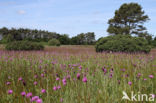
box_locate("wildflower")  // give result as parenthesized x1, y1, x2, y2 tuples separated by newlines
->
(22, 80, 26, 86)
(77, 73, 81, 79)
(109, 73, 113, 78)
(21, 91, 26, 96)
(62, 78, 67, 85)
(8, 90, 13, 94)
(41, 89, 46, 93)
(149, 75, 154, 79)
(53, 86, 57, 91)
(36, 98, 42, 103)
(57, 86, 61, 89)
(128, 81, 132, 86)
(26, 92, 32, 98)
(18, 77, 23, 81)
(63, 82, 66, 85)
(82, 77, 87, 83)
(41, 73, 44, 77)
(6, 82, 11, 85)
(102, 68, 107, 74)
(144, 78, 147, 81)
(34, 81, 38, 85)
(137, 73, 141, 78)
(79, 66, 82, 70)
(31, 96, 39, 102)
(67, 75, 71, 79)
(56, 77, 60, 81)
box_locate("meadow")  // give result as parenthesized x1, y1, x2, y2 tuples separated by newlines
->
(0, 45, 155, 103)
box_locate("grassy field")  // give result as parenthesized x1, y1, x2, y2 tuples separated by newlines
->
(0, 45, 155, 103)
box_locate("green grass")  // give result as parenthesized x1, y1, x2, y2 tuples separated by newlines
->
(0, 46, 155, 103)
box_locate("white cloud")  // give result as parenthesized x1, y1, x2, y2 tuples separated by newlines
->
(17, 10, 25, 15)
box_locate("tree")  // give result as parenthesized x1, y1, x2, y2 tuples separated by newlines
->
(58, 34, 70, 45)
(85, 32, 95, 44)
(107, 3, 149, 36)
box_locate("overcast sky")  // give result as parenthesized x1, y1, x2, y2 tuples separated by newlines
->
(0, 0, 156, 39)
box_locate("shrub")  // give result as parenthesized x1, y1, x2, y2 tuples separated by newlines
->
(5, 41, 44, 50)
(48, 39, 60, 46)
(95, 35, 151, 53)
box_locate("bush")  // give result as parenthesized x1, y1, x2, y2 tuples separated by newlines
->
(95, 35, 151, 53)
(5, 41, 44, 50)
(48, 38, 60, 46)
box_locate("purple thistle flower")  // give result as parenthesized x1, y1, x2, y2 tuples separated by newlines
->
(26, 92, 32, 98)
(21, 91, 26, 96)
(18, 77, 23, 81)
(41, 89, 46, 93)
(62, 78, 66, 83)
(67, 75, 71, 79)
(102, 67, 107, 74)
(57, 86, 61, 89)
(6, 82, 11, 85)
(36, 98, 42, 103)
(77, 73, 81, 79)
(128, 81, 132, 86)
(82, 77, 87, 83)
(8, 90, 13, 94)
(63, 82, 66, 85)
(62, 78, 67, 85)
(144, 78, 147, 81)
(137, 73, 141, 78)
(34, 81, 38, 85)
(31, 96, 39, 101)
(53, 86, 57, 91)
(79, 66, 82, 70)
(41, 73, 44, 77)
(22, 80, 26, 86)
(109, 73, 113, 78)
(149, 75, 154, 79)
(56, 77, 60, 81)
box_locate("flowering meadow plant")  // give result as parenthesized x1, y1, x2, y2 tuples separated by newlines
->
(0, 46, 155, 102)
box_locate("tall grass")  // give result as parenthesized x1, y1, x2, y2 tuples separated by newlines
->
(0, 46, 155, 103)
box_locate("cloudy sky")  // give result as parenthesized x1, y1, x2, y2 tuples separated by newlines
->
(0, 0, 156, 39)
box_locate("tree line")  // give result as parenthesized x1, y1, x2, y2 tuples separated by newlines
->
(0, 27, 95, 45)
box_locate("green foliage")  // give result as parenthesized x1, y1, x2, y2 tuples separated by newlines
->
(71, 32, 95, 45)
(0, 27, 96, 45)
(0, 34, 14, 43)
(58, 34, 70, 45)
(48, 38, 60, 46)
(0, 27, 60, 42)
(95, 35, 151, 53)
(5, 41, 44, 50)
(151, 37, 156, 47)
(107, 3, 149, 36)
